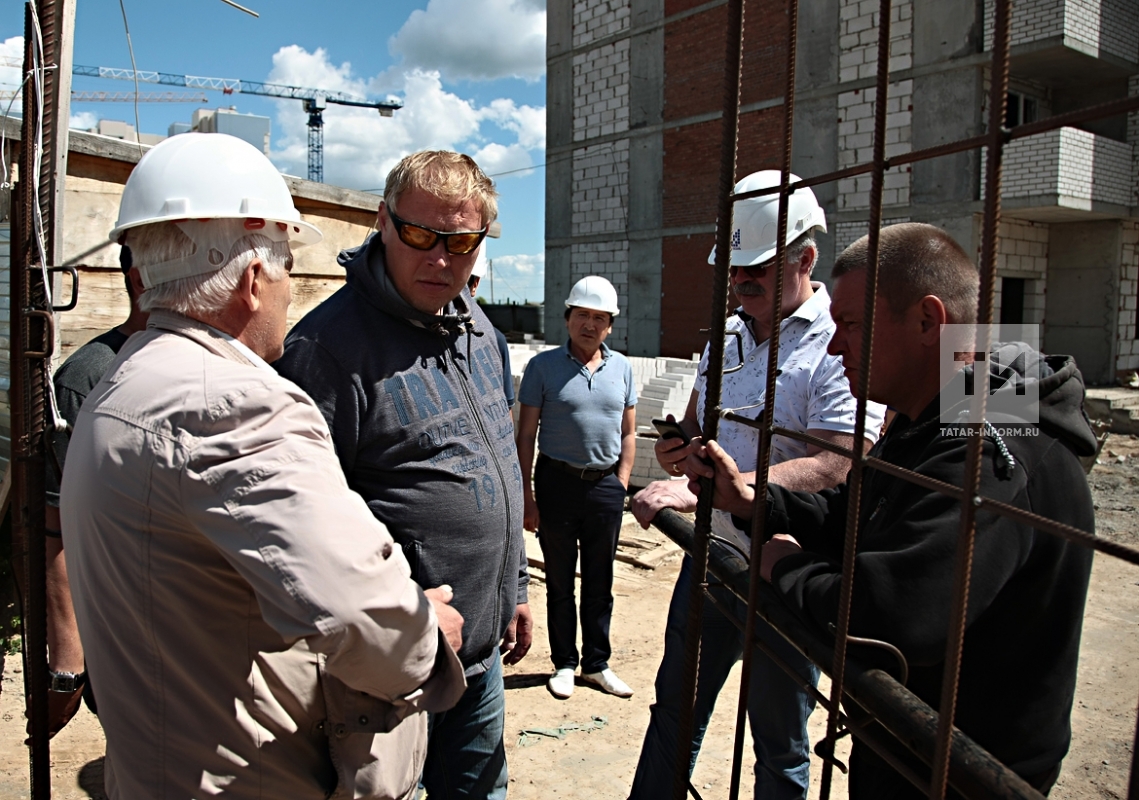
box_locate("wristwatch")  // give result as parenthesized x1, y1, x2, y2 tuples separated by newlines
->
(48, 669, 86, 693)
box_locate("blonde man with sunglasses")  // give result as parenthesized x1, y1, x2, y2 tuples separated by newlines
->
(276, 150, 531, 800)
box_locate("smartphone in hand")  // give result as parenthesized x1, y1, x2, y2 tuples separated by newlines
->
(652, 417, 691, 446)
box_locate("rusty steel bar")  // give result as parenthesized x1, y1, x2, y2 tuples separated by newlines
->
(816, 0, 893, 795)
(728, 92, 1139, 203)
(652, 508, 1049, 800)
(721, 414, 1139, 565)
(15, 2, 60, 797)
(671, 0, 747, 796)
(727, 0, 800, 795)
(930, 0, 1013, 794)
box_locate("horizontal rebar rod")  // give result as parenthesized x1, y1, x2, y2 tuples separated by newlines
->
(651, 508, 1047, 800)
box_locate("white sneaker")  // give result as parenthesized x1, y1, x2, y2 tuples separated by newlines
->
(581, 668, 633, 697)
(548, 668, 575, 699)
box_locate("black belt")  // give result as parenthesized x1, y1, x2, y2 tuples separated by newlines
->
(539, 454, 617, 482)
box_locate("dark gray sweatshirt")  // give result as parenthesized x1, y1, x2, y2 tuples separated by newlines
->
(275, 234, 527, 674)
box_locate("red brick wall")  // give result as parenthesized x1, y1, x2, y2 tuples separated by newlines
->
(659, 0, 791, 356)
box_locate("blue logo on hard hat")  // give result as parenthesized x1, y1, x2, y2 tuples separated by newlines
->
(731, 229, 742, 250)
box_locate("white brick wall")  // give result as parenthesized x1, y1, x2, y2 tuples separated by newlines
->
(573, 36, 631, 143)
(832, 217, 912, 255)
(1130, 76, 1138, 208)
(986, 127, 1136, 209)
(836, 0, 913, 211)
(573, 0, 631, 49)
(984, 0, 1139, 63)
(988, 218, 1049, 326)
(1116, 221, 1139, 371)
(572, 141, 629, 236)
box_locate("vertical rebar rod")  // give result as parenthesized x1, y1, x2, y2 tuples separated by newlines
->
(16, 2, 57, 797)
(928, 0, 1010, 796)
(729, 0, 799, 796)
(671, 0, 747, 796)
(817, 0, 892, 797)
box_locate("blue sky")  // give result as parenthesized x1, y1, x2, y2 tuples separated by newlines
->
(1, 0, 547, 302)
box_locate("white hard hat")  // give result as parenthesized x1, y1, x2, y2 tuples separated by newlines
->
(471, 243, 488, 279)
(707, 170, 826, 266)
(110, 133, 322, 287)
(565, 275, 620, 317)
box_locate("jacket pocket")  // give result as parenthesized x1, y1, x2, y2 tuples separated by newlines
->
(399, 539, 422, 584)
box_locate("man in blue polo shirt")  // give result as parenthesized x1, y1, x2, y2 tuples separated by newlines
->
(516, 276, 637, 699)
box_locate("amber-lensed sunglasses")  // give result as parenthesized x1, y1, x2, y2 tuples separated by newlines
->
(388, 209, 488, 255)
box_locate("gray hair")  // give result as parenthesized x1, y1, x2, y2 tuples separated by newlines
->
(127, 220, 292, 316)
(786, 231, 819, 275)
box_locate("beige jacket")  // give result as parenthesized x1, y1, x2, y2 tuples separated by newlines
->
(61, 311, 465, 799)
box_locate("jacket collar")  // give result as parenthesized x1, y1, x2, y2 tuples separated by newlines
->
(147, 310, 261, 369)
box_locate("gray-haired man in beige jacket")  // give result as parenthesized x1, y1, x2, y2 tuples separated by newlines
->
(60, 132, 465, 799)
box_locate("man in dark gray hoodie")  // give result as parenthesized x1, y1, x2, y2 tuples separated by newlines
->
(276, 151, 531, 800)
(684, 223, 1095, 798)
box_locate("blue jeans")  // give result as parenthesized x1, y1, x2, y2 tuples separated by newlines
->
(629, 556, 819, 800)
(422, 656, 508, 800)
(534, 460, 626, 673)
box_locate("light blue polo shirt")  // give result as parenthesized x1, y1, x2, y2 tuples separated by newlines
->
(518, 342, 637, 469)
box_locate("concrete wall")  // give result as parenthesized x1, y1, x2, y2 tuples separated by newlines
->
(1045, 220, 1123, 384)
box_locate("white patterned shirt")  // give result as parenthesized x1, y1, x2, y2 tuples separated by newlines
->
(693, 282, 886, 540)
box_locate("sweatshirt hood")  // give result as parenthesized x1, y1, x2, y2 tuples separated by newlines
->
(337, 232, 475, 334)
(940, 343, 1097, 457)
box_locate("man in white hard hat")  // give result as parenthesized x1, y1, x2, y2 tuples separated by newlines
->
(276, 150, 531, 800)
(61, 133, 465, 800)
(628, 171, 885, 799)
(515, 276, 638, 700)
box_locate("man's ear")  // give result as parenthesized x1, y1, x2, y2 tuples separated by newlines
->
(797, 245, 816, 276)
(239, 259, 264, 313)
(127, 266, 146, 297)
(917, 294, 948, 343)
(377, 202, 390, 243)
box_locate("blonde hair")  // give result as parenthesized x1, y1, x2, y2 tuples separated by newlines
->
(127, 220, 291, 316)
(384, 151, 499, 226)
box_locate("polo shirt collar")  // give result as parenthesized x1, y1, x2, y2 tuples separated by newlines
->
(563, 340, 613, 366)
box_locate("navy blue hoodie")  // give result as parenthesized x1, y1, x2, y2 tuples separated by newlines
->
(276, 234, 527, 674)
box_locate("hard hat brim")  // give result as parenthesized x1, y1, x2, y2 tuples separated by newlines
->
(707, 243, 779, 267)
(110, 214, 323, 248)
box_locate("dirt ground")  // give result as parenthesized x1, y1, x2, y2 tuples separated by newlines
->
(0, 436, 1137, 799)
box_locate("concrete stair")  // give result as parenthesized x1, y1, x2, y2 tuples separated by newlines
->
(1084, 388, 1139, 435)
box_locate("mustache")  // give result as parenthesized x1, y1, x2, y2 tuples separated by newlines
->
(733, 282, 765, 297)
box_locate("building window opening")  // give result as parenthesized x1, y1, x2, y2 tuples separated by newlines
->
(1005, 92, 1038, 127)
(1000, 277, 1025, 325)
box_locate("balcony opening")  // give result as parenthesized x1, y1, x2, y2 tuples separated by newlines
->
(1000, 277, 1026, 325)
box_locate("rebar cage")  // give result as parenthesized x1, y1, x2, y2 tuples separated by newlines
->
(664, 1, 1139, 799)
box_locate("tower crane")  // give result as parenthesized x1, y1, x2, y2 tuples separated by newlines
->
(72, 64, 402, 182)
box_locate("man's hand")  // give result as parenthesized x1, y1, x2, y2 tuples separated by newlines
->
(523, 495, 540, 532)
(688, 439, 756, 518)
(26, 685, 84, 743)
(501, 603, 533, 665)
(760, 534, 802, 583)
(632, 480, 698, 529)
(425, 585, 464, 654)
(654, 415, 701, 477)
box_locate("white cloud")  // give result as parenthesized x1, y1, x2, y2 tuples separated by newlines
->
(266, 46, 545, 191)
(485, 251, 544, 302)
(388, 0, 546, 83)
(69, 110, 98, 130)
